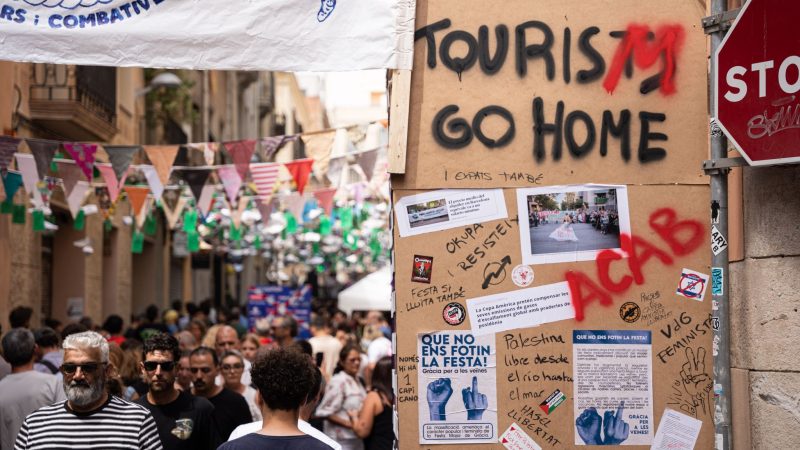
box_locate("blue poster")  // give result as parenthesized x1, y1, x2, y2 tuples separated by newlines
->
(247, 284, 312, 339)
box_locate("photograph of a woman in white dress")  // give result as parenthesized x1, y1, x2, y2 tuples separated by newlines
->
(549, 214, 579, 242)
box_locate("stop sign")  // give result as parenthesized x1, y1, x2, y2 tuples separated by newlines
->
(715, 0, 800, 166)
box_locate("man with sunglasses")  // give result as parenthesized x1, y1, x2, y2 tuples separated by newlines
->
(190, 347, 252, 446)
(15, 331, 162, 449)
(136, 334, 217, 450)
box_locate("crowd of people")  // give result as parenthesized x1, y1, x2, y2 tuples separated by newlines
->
(0, 304, 396, 450)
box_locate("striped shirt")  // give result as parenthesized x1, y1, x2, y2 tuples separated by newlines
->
(14, 396, 163, 450)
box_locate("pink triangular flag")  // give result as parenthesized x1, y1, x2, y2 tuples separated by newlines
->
(356, 148, 379, 181)
(285, 193, 306, 223)
(223, 140, 256, 182)
(283, 158, 314, 194)
(54, 160, 84, 198)
(250, 162, 281, 203)
(62, 142, 97, 181)
(217, 165, 242, 206)
(197, 184, 215, 216)
(67, 181, 90, 218)
(313, 188, 337, 216)
(143, 145, 179, 186)
(96, 164, 128, 202)
(256, 197, 274, 220)
(124, 186, 150, 218)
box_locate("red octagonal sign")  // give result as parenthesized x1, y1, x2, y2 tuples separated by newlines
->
(715, 0, 800, 166)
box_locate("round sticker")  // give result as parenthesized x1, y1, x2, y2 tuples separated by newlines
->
(511, 264, 535, 287)
(619, 302, 641, 323)
(442, 302, 466, 326)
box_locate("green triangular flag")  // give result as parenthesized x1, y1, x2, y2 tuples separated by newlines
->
(187, 230, 199, 252)
(104, 219, 113, 232)
(285, 212, 297, 234)
(183, 210, 197, 232)
(32, 210, 45, 231)
(318, 215, 331, 236)
(131, 231, 144, 253)
(253, 235, 262, 250)
(73, 210, 85, 230)
(0, 201, 12, 214)
(230, 225, 241, 242)
(340, 207, 354, 232)
(144, 214, 157, 236)
(12, 204, 25, 224)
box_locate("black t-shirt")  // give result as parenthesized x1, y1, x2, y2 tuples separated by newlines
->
(217, 434, 334, 450)
(207, 388, 253, 445)
(136, 390, 217, 450)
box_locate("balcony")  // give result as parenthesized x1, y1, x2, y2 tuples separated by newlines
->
(29, 64, 118, 142)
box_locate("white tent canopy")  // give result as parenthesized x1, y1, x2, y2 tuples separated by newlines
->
(337, 266, 391, 315)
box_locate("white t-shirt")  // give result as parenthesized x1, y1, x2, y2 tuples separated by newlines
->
(367, 336, 392, 363)
(308, 334, 342, 379)
(228, 419, 342, 450)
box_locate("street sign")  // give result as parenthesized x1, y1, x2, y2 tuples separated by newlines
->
(715, 0, 800, 166)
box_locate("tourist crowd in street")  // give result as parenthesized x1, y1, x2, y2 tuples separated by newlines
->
(0, 304, 395, 450)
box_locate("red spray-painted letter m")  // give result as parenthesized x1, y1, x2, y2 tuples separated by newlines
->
(603, 24, 685, 95)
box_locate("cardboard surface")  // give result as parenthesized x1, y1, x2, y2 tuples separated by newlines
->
(393, 0, 708, 190)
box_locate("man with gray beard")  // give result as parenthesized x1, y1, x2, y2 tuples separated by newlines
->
(14, 331, 163, 449)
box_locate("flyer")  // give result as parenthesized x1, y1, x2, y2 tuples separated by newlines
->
(418, 331, 498, 444)
(651, 408, 703, 450)
(466, 282, 575, 335)
(395, 189, 508, 237)
(573, 330, 654, 446)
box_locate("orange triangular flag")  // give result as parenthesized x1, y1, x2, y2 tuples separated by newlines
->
(124, 186, 150, 218)
(143, 145, 180, 186)
(283, 158, 314, 194)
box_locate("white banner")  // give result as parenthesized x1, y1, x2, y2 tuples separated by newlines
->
(0, 0, 414, 71)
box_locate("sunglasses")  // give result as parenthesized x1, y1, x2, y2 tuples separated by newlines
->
(189, 367, 214, 374)
(221, 363, 244, 371)
(61, 362, 103, 375)
(143, 361, 176, 372)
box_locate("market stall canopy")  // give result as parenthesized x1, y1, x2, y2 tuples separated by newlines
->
(337, 266, 391, 315)
(0, 0, 414, 71)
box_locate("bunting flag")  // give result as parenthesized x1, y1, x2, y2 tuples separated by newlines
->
(356, 148, 379, 181)
(303, 131, 336, 182)
(161, 187, 182, 212)
(326, 156, 347, 187)
(162, 193, 187, 230)
(124, 186, 150, 220)
(135, 196, 154, 229)
(25, 138, 59, 180)
(54, 161, 84, 198)
(14, 154, 42, 207)
(140, 165, 165, 200)
(143, 145, 180, 186)
(250, 162, 281, 203)
(67, 181, 91, 218)
(260, 135, 298, 160)
(2, 171, 23, 203)
(104, 145, 140, 181)
(217, 165, 243, 207)
(187, 142, 220, 166)
(62, 143, 98, 181)
(313, 188, 337, 216)
(0, 136, 20, 176)
(256, 197, 274, 221)
(283, 158, 314, 195)
(96, 164, 128, 202)
(197, 184, 215, 216)
(223, 140, 257, 181)
(232, 195, 251, 229)
(174, 168, 212, 203)
(285, 193, 306, 223)
(95, 187, 113, 220)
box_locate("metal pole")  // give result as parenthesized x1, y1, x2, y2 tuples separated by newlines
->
(709, 0, 732, 448)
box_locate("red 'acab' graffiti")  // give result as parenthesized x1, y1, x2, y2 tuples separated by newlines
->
(566, 208, 705, 321)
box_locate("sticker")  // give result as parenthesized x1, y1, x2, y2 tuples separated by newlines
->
(482, 255, 511, 289)
(500, 423, 543, 450)
(412, 255, 433, 284)
(539, 389, 566, 415)
(711, 317, 720, 331)
(619, 302, 641, 323)
(711, 267, 723, 296)
(711, 225, 728, 256)
(711, 200, 720, 224)
(713, 334, 720, 356)
(511, 264, 534, 287)
(676, 268, 709, 301)
(712, 300, 720, 311)
(442, 302, 466, 326)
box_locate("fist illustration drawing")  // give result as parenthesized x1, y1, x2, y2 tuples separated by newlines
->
(575, 407, 603, 445)
(426, 378, 453, 421)
(462, 376, 488, 420)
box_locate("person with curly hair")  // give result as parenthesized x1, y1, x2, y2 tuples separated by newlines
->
(219, 348, 334, 450)
(136, 333, 216, 450)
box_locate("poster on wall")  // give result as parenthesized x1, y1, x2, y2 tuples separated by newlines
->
(516, 185, 631, 265)
(418, 331, 497, 444)
(573, 330, 654, 446)
(247, 284, 312, 338)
